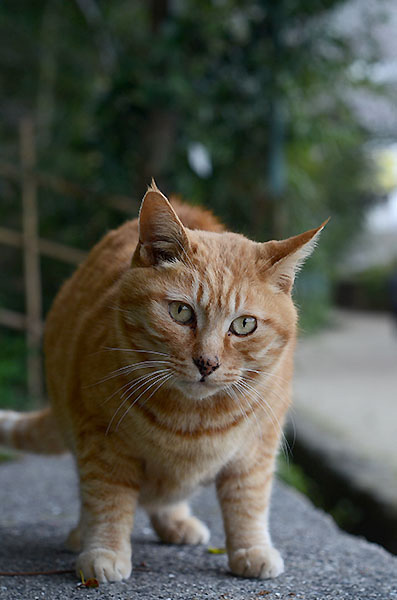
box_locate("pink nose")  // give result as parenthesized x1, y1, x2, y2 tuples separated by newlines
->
(193, 356, 220, 380)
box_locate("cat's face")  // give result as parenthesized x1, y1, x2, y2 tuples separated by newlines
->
(119, 188, 325, 401)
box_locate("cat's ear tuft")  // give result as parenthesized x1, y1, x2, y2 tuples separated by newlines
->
(148, 177, 160, 193)
(132, 186, 190, 267)
(262, 219, 329, 294)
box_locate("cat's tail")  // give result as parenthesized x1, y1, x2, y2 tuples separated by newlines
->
(0, 407, 67, 454)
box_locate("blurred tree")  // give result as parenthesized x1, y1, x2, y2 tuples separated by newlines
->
(0, 0, 381, 329)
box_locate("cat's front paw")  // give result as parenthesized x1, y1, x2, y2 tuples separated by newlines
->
(76, 548, 132, 583)
(229, 545, 284, 579)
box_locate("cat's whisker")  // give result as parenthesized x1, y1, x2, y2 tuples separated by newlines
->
(239, 378, 284, 429)
(243, 369, 292, 396)
(106, 369, 172, 435)
(257, 383, 293, 461)
(233, 381, 268, 435)
(234, 378, 290, 463)
(245, 366, 291, 385)
(243, 375, 289, 403)
(131, 373, 175, 414)
(114, 371, 173, 433)
(113, 367, 172, 415)
(88, 360, 172, 388)
(263, 371, 292, 387)
(232, 382, 262, 439)
(118, 368, 171, 401)
(224, 384, 245, 419)
(226, 383, 263, 441)
(99, 369, 167, 408)
(102, 346, 170, 357)
(244, 370, 292, 405)
(114, 372, 161, 407)
(261, 377, 291, 407)
(233, 388, 279, 456)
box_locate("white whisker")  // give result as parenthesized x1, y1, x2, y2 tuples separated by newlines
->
(106, 369, 171, 435)
(115, 371, 173, 432)
(102, 346, 170, 357)
(225, 383, 263, 441)
(237, 378, 291, 463)
(232, 381, 265, 442)
(99, 370, 162, 407)
(86, 360, 172, 389)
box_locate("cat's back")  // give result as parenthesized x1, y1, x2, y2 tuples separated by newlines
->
(45, 218, 139, 346)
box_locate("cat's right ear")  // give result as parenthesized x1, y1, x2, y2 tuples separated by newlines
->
(132, 185, 190, 267)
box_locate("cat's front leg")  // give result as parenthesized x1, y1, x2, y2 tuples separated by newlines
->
(216, 446, 284, 579)
(75, 461, 141, 583)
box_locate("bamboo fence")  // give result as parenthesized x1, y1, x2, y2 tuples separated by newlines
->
(0, 118, 135, 401)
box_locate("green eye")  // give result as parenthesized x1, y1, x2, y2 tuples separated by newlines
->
(169, 301, 195, 324)
(230, 316, 257, 336)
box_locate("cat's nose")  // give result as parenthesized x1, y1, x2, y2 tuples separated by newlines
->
(193, 355, 220, 380)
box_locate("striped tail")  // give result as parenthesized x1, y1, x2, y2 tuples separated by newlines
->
(0, 407, 67, 454)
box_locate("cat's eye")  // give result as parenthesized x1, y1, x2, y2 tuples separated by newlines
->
(230, 316, 257, 336)
(169, 301, 195, 325)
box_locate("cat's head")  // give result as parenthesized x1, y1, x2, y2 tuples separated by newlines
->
(119, 185, 326, 401)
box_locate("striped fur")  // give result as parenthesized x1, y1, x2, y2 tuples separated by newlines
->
(0, 407, 65, 453)
(0, 185, 324, 582)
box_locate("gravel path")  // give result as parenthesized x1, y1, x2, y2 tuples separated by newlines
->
(0, 454, 396, 600)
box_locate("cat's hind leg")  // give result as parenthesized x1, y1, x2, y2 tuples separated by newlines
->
(149, 502, 210, 545)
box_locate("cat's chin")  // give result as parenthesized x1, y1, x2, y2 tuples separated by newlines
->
(174, 380, 224, 401)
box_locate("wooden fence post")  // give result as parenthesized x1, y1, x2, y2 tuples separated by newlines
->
(20, 118, 43, 402)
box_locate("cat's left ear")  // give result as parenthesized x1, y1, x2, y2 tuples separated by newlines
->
(262, 219, 329, 294)
(132, 183, 190, 267)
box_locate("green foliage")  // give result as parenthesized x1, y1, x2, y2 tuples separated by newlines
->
(0, 330, 30, 410)
(0, 449, 16, 462)
(277, 455, 311, 497)
(278, 454, 364, 531)
(354, 264, 391, 310)
(0, 1, 379, 237)
(0, 0, 385, 399)
(338, 262, 395, 311)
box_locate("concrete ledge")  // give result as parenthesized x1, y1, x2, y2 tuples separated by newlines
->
(1, 454, 396, 599)
(286, 413, 397, 554)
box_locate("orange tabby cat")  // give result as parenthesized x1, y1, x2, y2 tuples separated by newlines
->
(0, 184, 326, 582)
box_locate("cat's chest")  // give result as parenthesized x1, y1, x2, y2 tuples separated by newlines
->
(117, 400, 251, 506)
(138, 449, 227, 508)
(134, 426, 243, 507)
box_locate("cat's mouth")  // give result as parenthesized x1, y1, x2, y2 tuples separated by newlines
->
(175, 378, 225, 400)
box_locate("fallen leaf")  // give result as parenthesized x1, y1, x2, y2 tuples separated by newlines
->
(77, 570, 99, 589)
(207, 547, 226, 554)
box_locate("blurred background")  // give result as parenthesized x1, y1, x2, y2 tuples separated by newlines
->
(0, 0, 396, 552)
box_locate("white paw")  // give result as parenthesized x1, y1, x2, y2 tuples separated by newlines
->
(229, 545, 284, 579)
(76, 548, 132, 583)
(155, 516, 210, 545)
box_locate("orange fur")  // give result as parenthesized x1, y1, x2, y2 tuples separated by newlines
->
(0, 185, 324, 582)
